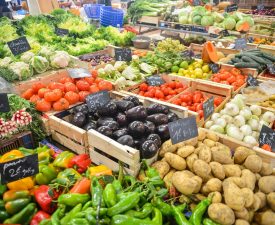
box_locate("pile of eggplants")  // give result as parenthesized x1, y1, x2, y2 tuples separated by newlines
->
(70, 96, 180, 159)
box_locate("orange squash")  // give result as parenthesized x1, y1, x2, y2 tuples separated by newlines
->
(204, 41, 219, 63)
(236, 21, 250, 32)
(202, 44, 211, 63)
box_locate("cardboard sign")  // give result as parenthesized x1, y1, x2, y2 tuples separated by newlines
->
(181, 50, 194, 60)
(146, 75, 165, 86)
(259, 125, 275, 152)
(191, 26, 207, 33)
(209, 33, 219, 38)
(225, 4, 238, 13)
(0, 93, 10, 113)
(219, 29, 230, 37)
(7, 37, 31, 56)
(209, 63, 220, 73)
(0, 154, 39, 184)
(267, 64, 275, 75)
(174, 24, 191, 31)
(168, 116, 198, 144)
(86, 90, 111, 111)
(115, 48, 132, 62)
(203, 97, 214, 120)
(235, 38, 247, 50)
(246, 75, 259, 86)
(55, 27, 69, 36)
(68, 68, 91, 79)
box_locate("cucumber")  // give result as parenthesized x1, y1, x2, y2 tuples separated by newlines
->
(262, 53, 275, 62)
(245, 55, 266, 64)
(241, 56, 258, 64)
(231, 58, 239, 63)
(234, 62, 259, 69)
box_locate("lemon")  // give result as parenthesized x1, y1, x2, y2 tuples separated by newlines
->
(178, 68, 185, 74)
(188, 65, 194, 70)
(180, 61, 189, 69)
(194, 68, 203, 78)
(202, 65, 210, 73)
(197, 59, 204, 65)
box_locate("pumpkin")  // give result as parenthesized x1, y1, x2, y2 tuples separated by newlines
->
(202, 41, 219, 63)
(236, 21, 250, 32)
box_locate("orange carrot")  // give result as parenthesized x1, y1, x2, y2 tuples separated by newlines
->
(69, 177, 91, 194)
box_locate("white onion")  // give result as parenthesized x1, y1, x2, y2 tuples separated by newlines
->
(215, 118, 227, 128)
(209, 125, 224, 134)
(211, 113, 220, 121)
(224, 103, 239, 116)
(250, 105, 262, 116)
(243, 135, 258, 146)
(233, 115, 246, 127)
(262, 111, 275, 123)
(231, 94, 245, 110)
(221, 115, 233, 124)
(252, 131, 259, 139)
(204, 120, 214, 129)
(227, 126, 244, 141)
(248, 119, 259, 131)
(240, 125, 252, 136)
(258, 120, 269, 131)
(240, 108, 252, 120)
(251, 115, 259, 121)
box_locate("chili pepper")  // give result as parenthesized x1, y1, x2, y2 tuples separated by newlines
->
(189, 198, 211, 225)
(85, 213, 96, 225)
(125, 203, 153, 219)
(91, 176, 103, 207)
(124, 175, 136, 186)
(112, 179, 122, 194)
(0, 184, 7, 197)
(68, 218, 89, 225)
(151, 197, 172, 216)
(58, 193, 90, 207)
(18, 147, 35, 156)
(103, 183, 117, 207)
(0, 210, 9, 222)
(3, 189, 29, 202)
(4, 203, 36, 224)
(51, 208, 62, 225)
(68, 154, 91, 173)
(34, 185, 59, 214)
(69, 177, 90, 194)
(172, 204, 191, 225)
(142, 160, 159, 178)
(5, 197, 31, 215)
(30, 210, 51, 225)
(36, 164, 57, 185)
(86, 165, 112, 178)
(53, 151, 75, 168)
(82, 200, 92, 211)
(107, 192, 140, 217)
(203, 218, 221, 225)
(99, 217, 111, 225)
(60, 203, 82, 225)
(39, 219, 52, 225)
(84, 207, 107, 217)
(156, 188, 168, 198)
(152, 207, 162, 225)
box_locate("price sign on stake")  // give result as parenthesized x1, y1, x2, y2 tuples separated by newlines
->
(209, 33, 219, 38)
(146, 75, 165, 86)
(225, 4, 238, 13)
(55, 27, 69, 36)
(219, 30, 230, 37)
(246, 75, 259, 87)
(86, 90, 111, 111)
(68, 68, 91, 79)
(0, 93, 10, 113)
(168, 116, 198, 145)
(181, 50, 194, 60)
(267, 64, 275, 75)
(203, 97, 214, 120)
(7, 37, 31, 56)
(0, 154, 39, 184)
(175, 24, 191, 31)
(259, 125, 275, 152)
(115, 48, 132, 62)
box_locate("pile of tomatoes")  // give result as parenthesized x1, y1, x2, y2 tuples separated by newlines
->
(138, 81, 188, 101)
(210, 68, 246, 91)
(170, 90, 223, 118)
(21, 71, 113, 112)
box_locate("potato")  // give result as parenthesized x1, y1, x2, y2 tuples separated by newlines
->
(241, 169, 256, 190)
(255, 192, 266, 209)
(254, 211, 275, 225)
(163, 169, 176, 188)
(226, 177, 245, 188)
(199, 146, 212, 163)
(172, 171, 201, 195)
(183, 137, 198, 147)
(164, 152, 186, 171)
(223, 165, 242, 177)
(244, 155, 263, 173)
(177, 145, 195, 158)
(234, 208, 249, 221)
(208, 191, 222, 203)
(186, 153, 198, 172)
(197, 141, 204, 147)
(206, 132, 219, 142)
(198, 129, 206, 141)
(215, 143, 231, 156)
(212, 150, 233, 164)
(193, 176, 203, 193)
(159, 140, 177, 157)
(248, 194, 261, 212)
(248, 210, 254, 223)
(210, 162, 225, 180)
(241, 188, 254, 208)
(258, 176, 275, 194)
(260, 162, 273, 176)
(151, 161, 170, 179)
(208, 203, 235, 225)
(255, 173, 261, 181)
(204, 178, 222, 193)
(223, 180, 245, 211)
(203, 139, 216, 148)
(267, 192, 275, 211)
(234, 146, 255, 164)
(235, 219, 249, 225)
(193, 159, 212, 181)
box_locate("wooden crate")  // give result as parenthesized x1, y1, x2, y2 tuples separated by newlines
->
(137, 16, 160, 26)
(189, 43, 240, 56)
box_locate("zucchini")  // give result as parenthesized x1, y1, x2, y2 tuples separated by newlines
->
(234, 62, 259, 69)
(244, 55, 266, 64)
(262, 53, 275, 62)
(241, 56, 258, 64)
(231, 57, 239, 63)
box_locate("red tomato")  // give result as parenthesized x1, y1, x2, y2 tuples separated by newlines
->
(169, 90, 177, 95)
(89, 85, 100, 94)
(165, 95, 173, 100)
(64, 82, 78, 93)
(98, 80, 112, 91)
(94, 78, 103, 84)
(212, 77, 220, 83)
(227, 75, 236, 84)
(84, 77, 95, 85)
(144, 92, 154, 98)
(155, 90, 165, 99)
(76, 80, 90, 91)
(139, 91, 145, 96)
(32, 83, 46, 94)
(59, 77, 74, 84)
(162, 88, 171, 96)
(180, 94, 191, 103)
(139, 83, 148, 92)
(214, 96, 223, 106)
(197, 110, 204, 118)
(168, 82, 176, 89)
(181, 102, 188, 107)
(79, 91, 90, 102)
(171, 99, 181, 105)
(175, 82, 183, 88)
(220, 81, 230, 85)
(236, 79, 245, 86)
(91, 70, 98, 78)
(196, 103, 203, 111)
(48, 82, 65, 92)
(193, 93, 202, 103)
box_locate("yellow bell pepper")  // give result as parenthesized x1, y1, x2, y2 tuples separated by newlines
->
(0, 150, 23, 163)
(87, 165, 112, 178)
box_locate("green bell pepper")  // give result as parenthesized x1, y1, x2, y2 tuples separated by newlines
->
(58, 193, 90, 207)
(53, 151, 75, 168)
(18, 147, 36, 156)
(36, 165, 57, 185)
(61, 203, 82, 225)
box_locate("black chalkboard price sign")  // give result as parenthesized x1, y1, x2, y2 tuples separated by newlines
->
(174, 24, 191, 31)
(86, 90, 111, 111)
(115, 48, 132, 62)
(68, 68, 91, 79)
(219, 30, 230, 37)
(7, 37, 31, 56)
(209, 33, 219, 38)
(225, 4, 238, 13)
(246, 75, 259, 87)
(181, 50, 194, 60)
(0, 154, 39, 184)
(267, 64, 275, 75)
(209, 63, 220, 74)
(55, 27, 69, 36)
(168, 116, 198, 145)
(259, 125, 275, 152)
(191, 26, 207, 33)
(0, 93, 10, 113)
(234, 38, 247, 50)
(146, 75, 165, 86)
(257, 4, 264, 10)
(203, 97, 214, 120)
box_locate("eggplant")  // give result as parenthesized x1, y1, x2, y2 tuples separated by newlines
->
(97, 101, 117, 116)
(147, 134, 162, 148)
(116, 113, 128, 126)
(97, 126, 113, 137)
(134, 137, 146, 149)
(167, 112, 179, 122)
(115, 100, 135, 112)
(82, 121, 97, 131)
(144, 120, 155, 134)
(156, 124, 170, 141)
(122, 95, 140, 106)
(128, 121, 145, 138)
(126, 106, 147, 121)
(97, 117, 115, 127)
(71, 112, 87, 128)
(87, 114, 98, 122)
(117, 135, 134, 147)
(113, 128, 128, 139)
(147, 113, 168, 125)
(141, 140, 158, 159)
(147, 103, 169, 115)
(101, 120, 119, 131)
(73, 104, 89, 115)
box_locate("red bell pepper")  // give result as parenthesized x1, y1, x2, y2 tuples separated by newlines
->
(34, 185, 60, 214)
(30, 210, 51, 225)
(68, 154, 91, 173)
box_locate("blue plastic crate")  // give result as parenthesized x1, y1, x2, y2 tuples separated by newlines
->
(83, 4, 104, 19)
(100, 6, 124, 27)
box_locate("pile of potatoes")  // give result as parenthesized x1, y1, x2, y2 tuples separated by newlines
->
(152, 128, 275, 225)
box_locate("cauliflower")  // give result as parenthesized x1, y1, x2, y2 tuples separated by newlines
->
(30, 56, 49, 73)
(0, 57, 13, 67)
(39, 46, 55, 59)
(20, 52, 35, 63)
(122, 65, 140, 81)
(104, 64, 115, 74)
(50, 51, 71, 68)
(9, 62, 33, 80)
(140, 62, 157, 74)
(114, 61, 127, 72)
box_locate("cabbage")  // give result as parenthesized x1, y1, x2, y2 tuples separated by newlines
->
(213, 12, 224, 23)
(9, 62, 33, 80)
(192, 15, 202, 25)
(30, 56, 49, 73)
(201, 15, 214, 26)
(192, 6, 206, 17)
(179, 15, 189, 24)
(50, 51, 71, 69)
(21, 52, 35, 63)
(39, 46, 55, 60)
(223, 17, 236, 30)
(231, 12, 243, 22)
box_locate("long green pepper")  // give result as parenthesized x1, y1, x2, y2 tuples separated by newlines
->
(103, 183, 117, 207)
(203, 218, 221, 225)
(91, 177, 103, 207)
(172, 204, 192, 225)
(189, 198, 211, 225)
(60, 203, 82, 225)
(125, 203, 153, 219)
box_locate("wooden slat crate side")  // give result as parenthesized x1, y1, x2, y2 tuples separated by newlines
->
(41, 117, 51, 136)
